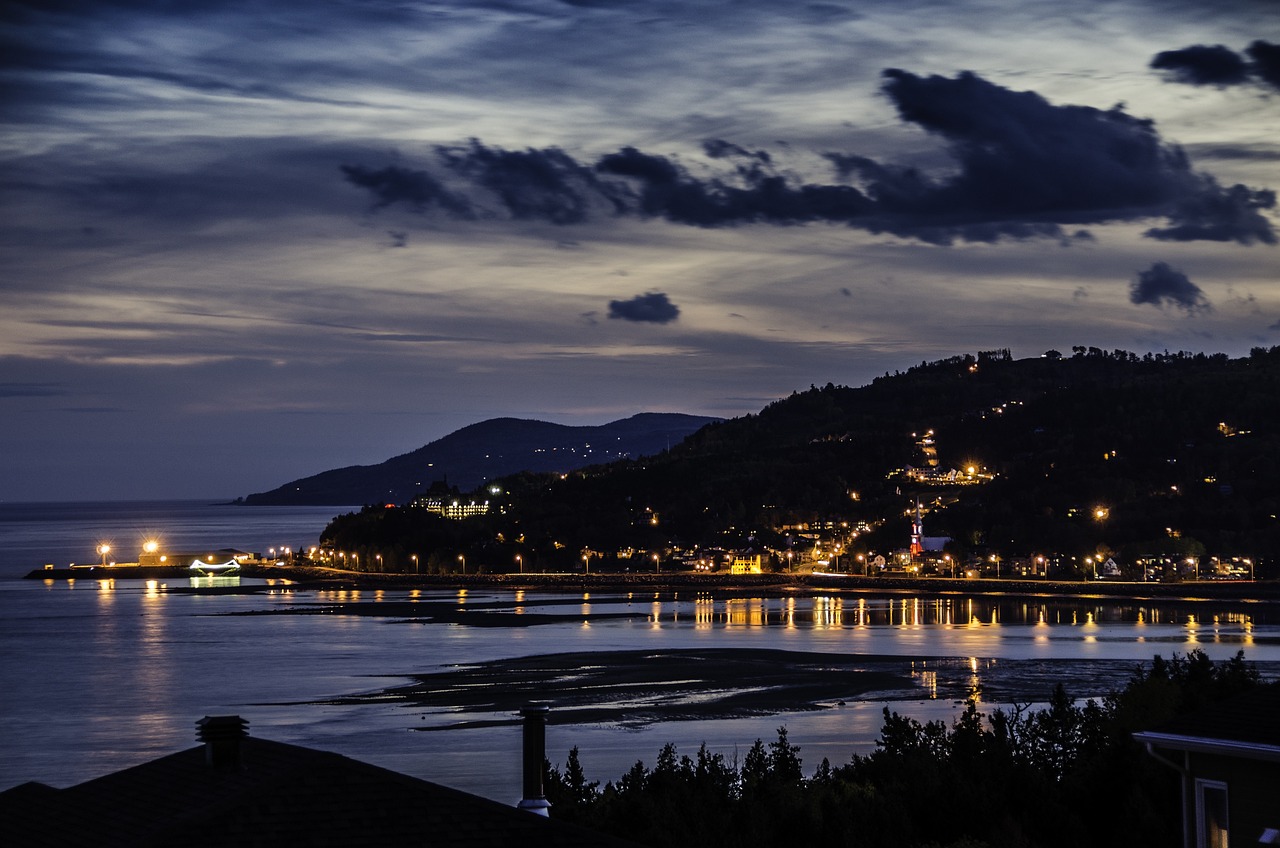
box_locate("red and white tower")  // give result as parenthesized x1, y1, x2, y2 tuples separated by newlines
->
(910, 500, 924, 556)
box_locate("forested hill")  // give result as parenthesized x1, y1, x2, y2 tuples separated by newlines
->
(242, 413, 720, 506)
(472, 347, 1280, 566)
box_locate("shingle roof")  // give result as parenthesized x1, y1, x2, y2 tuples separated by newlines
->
(1, 737, 637, 848)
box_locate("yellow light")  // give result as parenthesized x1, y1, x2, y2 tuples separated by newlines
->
(143, 540, 159, 554)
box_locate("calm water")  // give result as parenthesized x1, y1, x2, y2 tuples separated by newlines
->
(1, 501, 1278, 806)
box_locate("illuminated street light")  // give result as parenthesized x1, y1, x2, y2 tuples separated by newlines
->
(653, 552, 660, 573)
(411, 554, 419, 574)
(515, 554, 522, 574)
(98, 544, 110, 567)
(458, 554, 466, 574)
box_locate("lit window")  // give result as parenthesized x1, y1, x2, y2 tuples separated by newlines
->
(1195, 779, 1228, 848)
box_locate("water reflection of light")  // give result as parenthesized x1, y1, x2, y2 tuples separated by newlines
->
(911, 661, 939, 699)
(785, 596, 796, 630)
(967, 657, 983, 702)
(144, 580, 160, 598)
(695, 596, 715, 629)
(725, 598, 766, 627)
(374, 590, 385, 602)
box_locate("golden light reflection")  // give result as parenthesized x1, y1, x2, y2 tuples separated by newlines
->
(911, 661, 939, 699)
(695, 595, 715, 629)
(812, 596, 842, 629)
(725, 597, 766, 627)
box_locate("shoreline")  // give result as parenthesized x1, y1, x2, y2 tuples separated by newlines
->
(27, 562, 1280, 602)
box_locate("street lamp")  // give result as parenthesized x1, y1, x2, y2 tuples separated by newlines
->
(653, 552, 660, 573)
(458, 554, 466, 574)
(411, 554, 418, 574)
(98, 544, 110, 567)
(516, 554, 522, 574)
(375, 554, 382, 571)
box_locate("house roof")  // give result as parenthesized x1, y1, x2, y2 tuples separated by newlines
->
(0, 735, 636, 848)
(1133, 682, 1280, 762)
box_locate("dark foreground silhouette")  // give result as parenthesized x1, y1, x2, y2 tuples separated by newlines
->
(544, 649, 1264, 848)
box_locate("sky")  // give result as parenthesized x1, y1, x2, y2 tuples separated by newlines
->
(2, 0, 1279, 501)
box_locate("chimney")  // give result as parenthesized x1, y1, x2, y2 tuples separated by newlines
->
(516, 704, 551, 816)
(196, 715, 248, 770)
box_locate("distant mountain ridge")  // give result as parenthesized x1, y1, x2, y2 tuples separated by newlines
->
(241, 413, 721, 505)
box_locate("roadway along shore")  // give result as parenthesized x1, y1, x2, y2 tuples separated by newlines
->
(25, 561, 1279, 601)
(246, 563, 1280, 601)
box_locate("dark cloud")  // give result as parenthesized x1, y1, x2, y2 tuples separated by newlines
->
(436, 141, 615, 225)
(1129, 262, 1211, 313)
(342, 69, 1276, 246)
(702, 139, 772, 165)
(340, 164, 474, 217)
(1150, 44, 1251, 86)
(1246, 40, 1280, 89)
(1146, 182, 1276, 244)
(1150, 40, 1280, 91)
(607, 291, 680, 324)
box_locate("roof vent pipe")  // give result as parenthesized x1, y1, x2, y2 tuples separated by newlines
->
(516, 704, 551, 816)
(196, 715, 248, 771)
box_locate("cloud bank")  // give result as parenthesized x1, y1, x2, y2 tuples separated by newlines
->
(343, 70, 1276, 247)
